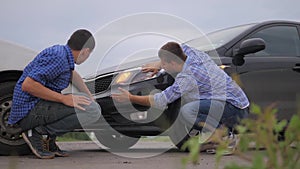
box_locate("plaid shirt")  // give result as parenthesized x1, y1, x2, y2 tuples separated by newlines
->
(153, 44, 249, 110)
(8, 45, 75, 124)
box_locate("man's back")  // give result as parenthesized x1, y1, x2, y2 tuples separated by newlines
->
(9, 45, 75, 124)
(181, 44, 249, 109)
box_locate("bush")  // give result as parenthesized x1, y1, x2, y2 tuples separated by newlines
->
(225, 103, 300, 169)
(181, 103, 300, 169)
(57, 132, 91, 142)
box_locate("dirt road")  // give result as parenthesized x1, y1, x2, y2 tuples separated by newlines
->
(0, 140, 250, 169)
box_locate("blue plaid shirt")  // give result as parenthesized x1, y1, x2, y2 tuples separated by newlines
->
(153, 44, 249, 110)
(8, 45, 75, 124)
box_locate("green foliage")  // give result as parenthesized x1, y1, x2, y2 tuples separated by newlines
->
(57, 132, 91, 142)
(225, 103, 300, 169)
(181, 135, 200, 168)
(181, 103, 300, 169)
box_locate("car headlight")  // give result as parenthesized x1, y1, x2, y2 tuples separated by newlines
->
(113, 67, 142, 85)
(114, 71, 134, 84)
(112, 67, 162, 85)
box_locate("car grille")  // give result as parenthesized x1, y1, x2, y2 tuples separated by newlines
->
(85, 75, 114, 94)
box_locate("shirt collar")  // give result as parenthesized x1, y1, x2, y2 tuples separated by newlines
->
(64, 45, 75, 70)
(182, 52, 194, 73)
(181, 46, 198, 75)
(181, 44, 190, 72)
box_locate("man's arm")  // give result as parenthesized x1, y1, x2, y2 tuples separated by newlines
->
(22, 77, 91, 110)
(71, 70, 94, 99)
(111, 87, 153, 107)
(112, 74, 195, 110)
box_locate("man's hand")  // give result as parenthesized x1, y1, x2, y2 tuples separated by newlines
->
(142, 61, 161, 77)
(61, 94, 92, 111)
(112, 87, 152, 107)
(142, 67, 159, 77)
(111, 87, 131, 103)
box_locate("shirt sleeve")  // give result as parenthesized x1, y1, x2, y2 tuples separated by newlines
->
(27, 55, 66, 85)
(152, 73, 197, 110)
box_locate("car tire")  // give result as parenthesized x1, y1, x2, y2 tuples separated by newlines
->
(94, 131, 140, 150)
(0, 82, 30, 155)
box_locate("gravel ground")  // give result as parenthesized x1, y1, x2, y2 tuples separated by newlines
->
(0, 141, 251, 169)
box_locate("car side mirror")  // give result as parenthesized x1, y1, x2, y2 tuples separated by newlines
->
(236, 38, 266, 56)
(233, 38, 266, 66)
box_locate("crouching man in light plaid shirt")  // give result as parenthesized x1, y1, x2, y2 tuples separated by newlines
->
(112, 41, 249, 154)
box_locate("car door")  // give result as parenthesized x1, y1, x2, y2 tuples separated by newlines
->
(234, 24, 300, 120)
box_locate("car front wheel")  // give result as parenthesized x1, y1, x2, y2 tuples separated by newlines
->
(94, 131, 140, 150)
(0, 82, 30, 155)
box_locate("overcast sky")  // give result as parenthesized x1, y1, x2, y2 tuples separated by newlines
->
(1, 0, 299, 76)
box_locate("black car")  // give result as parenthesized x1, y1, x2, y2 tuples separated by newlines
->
(1, 20, 299, 154)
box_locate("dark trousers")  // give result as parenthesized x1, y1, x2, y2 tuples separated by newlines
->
(19, 93, 101, 136)
(180, 99, 248, 132)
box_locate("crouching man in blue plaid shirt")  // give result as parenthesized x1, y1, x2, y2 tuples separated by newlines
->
(112, 42, 249, 155)
(8, 29, 101, 159)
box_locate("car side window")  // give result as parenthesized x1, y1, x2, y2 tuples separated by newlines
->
(248, 26, 300, 56)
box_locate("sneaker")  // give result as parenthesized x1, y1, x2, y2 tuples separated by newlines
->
(22, 129, 55, 159)
(200, 142, 218, 153)
(200, 132, 238, 156)
(48, 136, 69, 157)
(223, 132, 238, 155)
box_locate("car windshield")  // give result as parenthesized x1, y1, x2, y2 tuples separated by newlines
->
(184, 23, 256, 51)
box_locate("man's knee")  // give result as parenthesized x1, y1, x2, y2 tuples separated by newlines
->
(180, 105, 198, 126)
(85, 101, 101, 120)
(73, 92, 101, 119)
(180, 102, 199, 119)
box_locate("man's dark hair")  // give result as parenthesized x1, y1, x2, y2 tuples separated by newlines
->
(158, 42, 186, 63)
(67, 29, 95, 50)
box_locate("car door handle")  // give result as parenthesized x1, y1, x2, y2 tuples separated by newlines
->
(293, 64, 300, 72)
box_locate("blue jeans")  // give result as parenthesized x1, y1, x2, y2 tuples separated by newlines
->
(19, 93, 101, 136)
(180, 100, 248, 131)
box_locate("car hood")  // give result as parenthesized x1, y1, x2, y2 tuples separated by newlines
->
(84, 56, 159, 80)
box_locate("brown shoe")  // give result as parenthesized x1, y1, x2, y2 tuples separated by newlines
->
(22, 130, 55, 159)
(48, 137, 69, 157)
